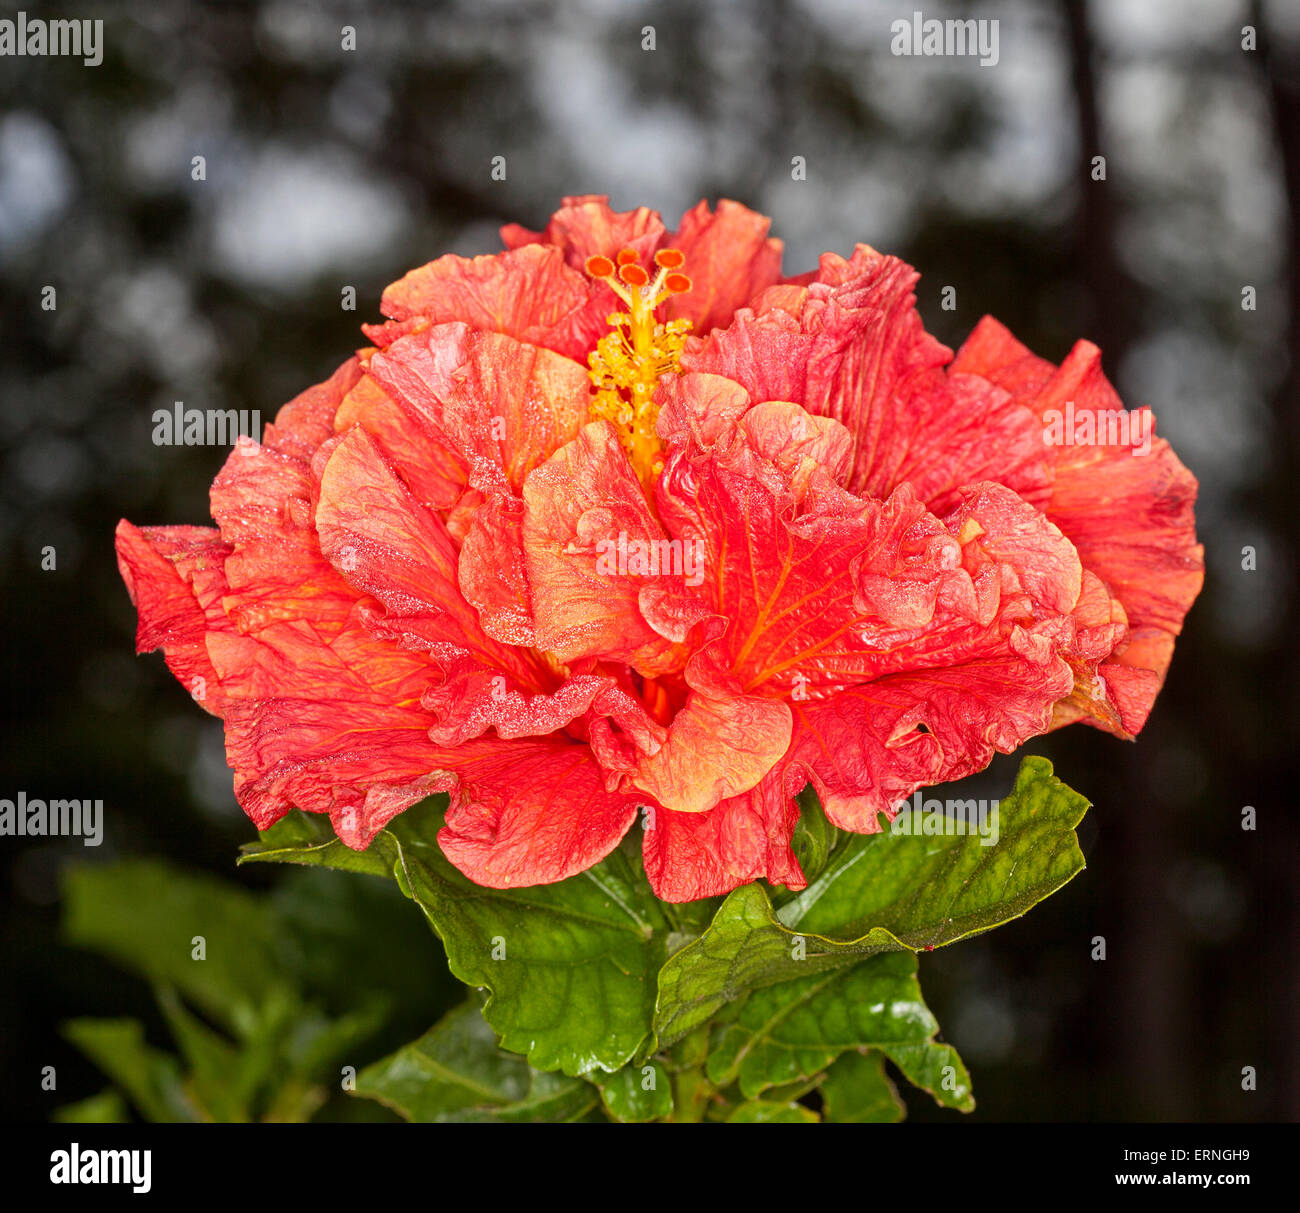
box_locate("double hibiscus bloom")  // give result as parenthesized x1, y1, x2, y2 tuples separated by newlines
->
(117, 196, 1203, 902)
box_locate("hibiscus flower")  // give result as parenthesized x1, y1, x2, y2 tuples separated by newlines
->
(116, 195, 1203, 902)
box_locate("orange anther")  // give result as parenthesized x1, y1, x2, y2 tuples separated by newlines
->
(618, 263, 650, 287)
(664, 272, 692, 294)
(616, 248, 639, 266)
(585, 254, 615, 278)
(654, 248, 685, 270)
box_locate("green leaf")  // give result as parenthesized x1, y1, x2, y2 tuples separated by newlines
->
(783, 755, 1090, 944)
(52, 1089, 131, 1124)
(245, 811, 391, 879)
(62, 860, 284, 1034)
(753, 1075, 823, 1104)
(704, 952, 972, 1110)
(599, 1059, 673, 1122)
(819, 1051, 904, 1123)
(268, 866, 457, 1018)
(656, 757, 1088, 1044)
(154, 985, 246, 1122)
(725, 1099, 818, 1123)
(353, 1000, 600, 1123)
(656, 883, 872, 1045)
(243, 798, 668, 1077)
(788, 783, 836, 885)
(61, 1019, 198, 1123)
(877, 1039, 973, 1111)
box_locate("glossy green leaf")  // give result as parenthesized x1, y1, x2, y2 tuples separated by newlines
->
(656, 883, 871, 1045)
(353, 1000, 600, 1122)
(244, 801, 668, 1077)
(783, 755, 1090, 943)
(877, 1039, 973, 1111)
(705, 951, 972, 1110)
(725, 1099, 818, 1123)
(819, 1051, 904, 1123)
(599, 1058, 672, 1122)
(656, 757, 1088, 1044)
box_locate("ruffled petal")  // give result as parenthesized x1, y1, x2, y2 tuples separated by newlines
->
(627, 690, 792, 815)
(436, 739, 641, 888)
(218, 679, 452, 842)
(364, 323, 592, 500)
(1049, 570, 1158, 737)
(839, 481, 1088, 690)
(204, 421, 452, 838)
(521, 420, 707, 675)
(500, 193, 666, 270)
(788, 639, 1073, 833)
(663, 199, 784, 335)
(641, 767, 805, 902)
(654, 391, 993, 698)
(114, 521, 233, 714)
(953, 316, 1204, 733)
(683, 247, 1051, 514)
(314, 424, 542, 687)
(364, 244, 608, 363)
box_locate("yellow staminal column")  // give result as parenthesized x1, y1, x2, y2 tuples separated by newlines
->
(584, 247, 693, 490)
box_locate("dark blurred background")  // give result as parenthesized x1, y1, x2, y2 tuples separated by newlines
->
(2, 0, 1298, 1122)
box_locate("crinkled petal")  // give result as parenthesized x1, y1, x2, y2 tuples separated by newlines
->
(364, 243, 608, 363)
(218, 677, 452, 842)
(114, 521, 233, 714)
(843, 481, 1088, 688)
(684, 247, 1051, 513)
(365, 323, 592, 499)
(953, 316, 1204, 733)
(436, 740, 641, 888)
(641, 767, 805, 902)
(500, 193, 666, 271)
(627, 690, 792, 815)
(655, 394, 1010, 699)
(521, 420, 707, 674)
(788, 641, 1072, 833)
(314, 424, 541, 687)
(663, 199, 784, 335)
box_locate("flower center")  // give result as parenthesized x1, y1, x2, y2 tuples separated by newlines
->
(584, 247, 693, 489)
